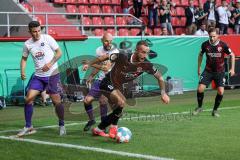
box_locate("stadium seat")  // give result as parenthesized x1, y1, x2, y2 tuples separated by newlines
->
(22, 3, 33, 12)
(180, 17, 186, 26)
(100, 0, 111, 4)
(175, 28, 185, 35)
(116, 17, 127, 25)
(90, 5, 101, 13)
(77, 0, 89, 4)
(215, 0, 221, 6)
(228, 28, 234, 34)
(171, 17, 180, 27)
(35, 15, 46, 25)
(193, 0, 199, 6)
(94, 28, 104, 36)
(104, 17, 115, 25)
(102, 5, 113, 13)
(66, 5, 78, 13)
(65, 0, 77, 3)
(78, 5, 90, 13)
(153, 28, 162, 35)
(106, 28, 116, 36)
(181, 0, 189, 6)
(89, 0, 99, 4)
(118, 28, 129, 36)
(48, 27, 58, 36)
(130, 28, 141, 36)
(111, 0, 120, 5)
(176, 7, 185, 16)
(114, 6, 122, 13)
(92, 17, 103, 25)
(139, 17, 148, 25)
(82, 17, 92, 25)
(199, 0, 207, 4)
(54, 0, 65, 3)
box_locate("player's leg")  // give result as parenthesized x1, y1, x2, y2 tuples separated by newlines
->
(98, 95, 108, 122)
(83, 95, 96, 131)
(212, 72, 225, 117)
(47, 73, 66, 135)
(193, 70, 212, 115)
(17, 89, 39, 137)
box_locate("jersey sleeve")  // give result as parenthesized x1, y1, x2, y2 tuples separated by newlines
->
(223, 42, 232, 55)
(200, 42, 206, 55)
(22, 43, 29, 58)
(145, 62, 158, 75)
(47, 35, 59, 51)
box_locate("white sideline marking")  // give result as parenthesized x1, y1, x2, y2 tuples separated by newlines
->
(0, 136, 173, 160)
(1, 105, 240, 134)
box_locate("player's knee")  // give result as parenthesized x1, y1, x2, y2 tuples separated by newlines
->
(25, 97, 34, 104)
(117, 99, 126, 108)
(83, 96, 92, 104)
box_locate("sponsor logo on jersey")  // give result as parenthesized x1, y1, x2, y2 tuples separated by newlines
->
(207, 52, 221, 57)
(35, 52, 45, 60)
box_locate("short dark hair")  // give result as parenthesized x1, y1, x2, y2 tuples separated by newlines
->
(28, 21, 40, 30)
(136, 40, 149, 48)
(208, 27, 217, 34)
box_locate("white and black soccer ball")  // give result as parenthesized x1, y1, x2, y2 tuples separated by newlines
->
(116, 127, 132, 143)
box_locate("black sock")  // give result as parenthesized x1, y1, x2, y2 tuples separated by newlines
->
(98, 106, 123, 130)
(213, 94, 223, 111)
(197, 92, 204, 108)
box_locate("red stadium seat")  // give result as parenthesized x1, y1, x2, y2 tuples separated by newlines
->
(228, 28, 234, 34)
(66, 5, 78, 13)
(111, 0, 120, 4)
(171, 17, 180, 26)
(180, 17, 186, 26)
(89, 0, 99, 4)
(118, 28, 129, 36)
(153, 28, 162, 35)
(193, 0, 199, 6)
(92, 17, 103, 25)
(90, 5, 101, 13)
(176, 7, 185, 16)
(94, 28, 104, 36)
(114, 6, 122, 13)
(77, 0, 88, 3)
(130, 28, 141, 36)
(48, 27, 58, 36)
(199, 0, 207, 4)
(35, 15, 46, 25)
(104, 17, 115, 25)
(78, 5, 90, 13)
(181, 0, 189, 6)
(139, 17, 148, 25)
(175, 28, 185, 35)
(82, 17, 92, 25)
(54, 0, 65, 3)
(102, 5, 113, 13)
(65, 0, 77, 3)
(106, 28, 116, 35)
(116, 17, 127, 25)
(100, 0, 111, 4)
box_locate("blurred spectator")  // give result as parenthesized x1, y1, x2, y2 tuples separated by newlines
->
(217, 0, 231, 34)
(194, 23, 209, 36)
(204, 0, 218, 29)
(195, 3, 208, 28)
(133, 0, 143, 18)
(159, 0, 174, 35)
(185, 0, 197, 35)
(161, 27, 168, 35)
(121, 0, 130, 14)
(147, 0, 159, 27)
(233, 0, 240, 34)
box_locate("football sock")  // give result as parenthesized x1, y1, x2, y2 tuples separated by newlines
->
(24, 103, 33, 128)
(55, 103, 65, 126)
(213, 94, 223, 111)
(197, 92, 204, 108)
(100, 104, 108, 122)
(84, 103, 94, 121)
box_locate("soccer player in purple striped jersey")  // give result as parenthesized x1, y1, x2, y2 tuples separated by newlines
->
(17, 21, 66, 137)
(193, 27, 235, 117)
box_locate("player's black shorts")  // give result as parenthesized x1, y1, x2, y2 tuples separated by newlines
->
(99, 77, 115, 93)
(199, 70, 225, 87)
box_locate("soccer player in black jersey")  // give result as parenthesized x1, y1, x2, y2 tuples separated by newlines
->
(193, 27, 235, 117)
(88, 40, 170, 138)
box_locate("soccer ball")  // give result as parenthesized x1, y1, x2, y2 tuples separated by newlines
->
(116, 127, 132, 143)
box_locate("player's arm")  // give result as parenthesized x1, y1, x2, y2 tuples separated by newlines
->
(20, 56, 28, 80)
(154, 71, 170, 104)
(42, 48, 62, 72)
(229, 52, 235, 76)
(86, 68, 100, 88)
(198, 51, 203, 76)
(89, 53, 118, 71)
